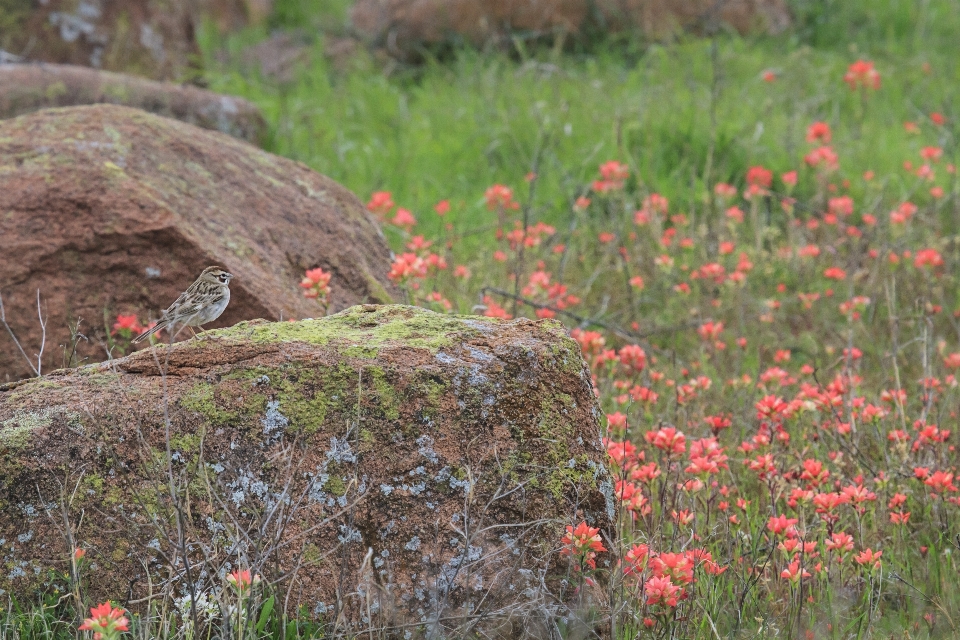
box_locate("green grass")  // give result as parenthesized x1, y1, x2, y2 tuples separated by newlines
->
(199, 0, 960, 250)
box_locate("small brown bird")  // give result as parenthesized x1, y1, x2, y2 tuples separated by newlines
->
(133, 266, 233, 343)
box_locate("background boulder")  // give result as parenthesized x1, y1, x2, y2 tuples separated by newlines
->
(351, 0, 791, 59)
(0, 64, 266, 144)
(0, 104, 397, 382)
(0, 305, 614, 632)
(0, 0, 273, 81)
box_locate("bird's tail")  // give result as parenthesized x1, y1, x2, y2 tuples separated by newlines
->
(132, 321, 167, 344)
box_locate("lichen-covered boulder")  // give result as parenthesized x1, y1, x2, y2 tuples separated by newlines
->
(0, 64, 267, 145)
(0, 305, 614, 633)
(0, 104, 397, 382)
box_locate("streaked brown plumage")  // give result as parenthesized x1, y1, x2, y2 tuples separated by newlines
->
(133, 266, 233, 343)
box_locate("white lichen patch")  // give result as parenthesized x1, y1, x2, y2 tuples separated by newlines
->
(227, 470, 270, 506)
(437, 545, 484, 596)
(262, 399, 289, 443)
(416, 435, 439, 464)
(337, 525, 362, 545)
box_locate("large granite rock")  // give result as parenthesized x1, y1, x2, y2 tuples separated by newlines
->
(0, 64, 266, 144)
(0, 305, 614, 633)
(0, 104, 397, 382)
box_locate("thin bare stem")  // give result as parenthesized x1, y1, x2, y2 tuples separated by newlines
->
(0, 289, 40, 376)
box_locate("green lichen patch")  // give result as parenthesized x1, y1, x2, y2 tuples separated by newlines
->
(367, 367, 399, 421)
(0, 406, 76, 448)
(170, 432, 204, 454)
(178, 382, 266, 429)
(0, 378, 63, 407)
(208, 305, 497, 355)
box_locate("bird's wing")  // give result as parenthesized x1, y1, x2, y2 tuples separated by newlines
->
(206, 291, 229, 307)
(164, 289, 194, 315)
(166, 299, 207, 320)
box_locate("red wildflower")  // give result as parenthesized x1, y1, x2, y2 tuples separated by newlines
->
(806, 121, 832, 143)
(714, 183, 738, 199)
(844, 60, 881, 90)
(112, 314, 143, 337)
(799, 459, 829, 488)
(594, 160, 630, 192)
(804, 146, 839, 171)
(645, 427, 686, 456)
(644, 575, 682, 607)
(390, 208, 417, 231)
(697, 320, 724, 341)
(387, 253, 427, 283)
(79, 602, 130, 639)
(704, 414, 731, 434)
(631, 462, 661, 483)
(227, 568, 261, 594)
(560, 521, 606, 569)
(605, 438, 637, 468)
(823, 267, 847, 280)
(623, 543, 649, 576)
(746, 166, 773, 189)
(300, 267, 332, 302)
(855, 548, 882, 571)
(890, 511, 911, 524)
(485, 184, 519, 210)
(481, 296, 511, 319)
(924, 470, 958, 494)
(825, 531, 855, 556)
(618, 344, 647, 373)
(755, 395, 788, 421)
(781, 560, 811, 583)
(766, 514, 799, 537)
(914, 248, 944, 269)
(649, 552, 694, 585)
(366, 191, 394, 215)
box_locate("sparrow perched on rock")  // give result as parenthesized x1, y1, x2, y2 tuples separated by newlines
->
(133, 266, 233, 343)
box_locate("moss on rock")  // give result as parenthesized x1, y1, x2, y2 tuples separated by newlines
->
(209, 305, 496, 355)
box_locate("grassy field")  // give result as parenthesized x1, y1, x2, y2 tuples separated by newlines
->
(16, 1, 960, 638)
(200, 0, 960, 249)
